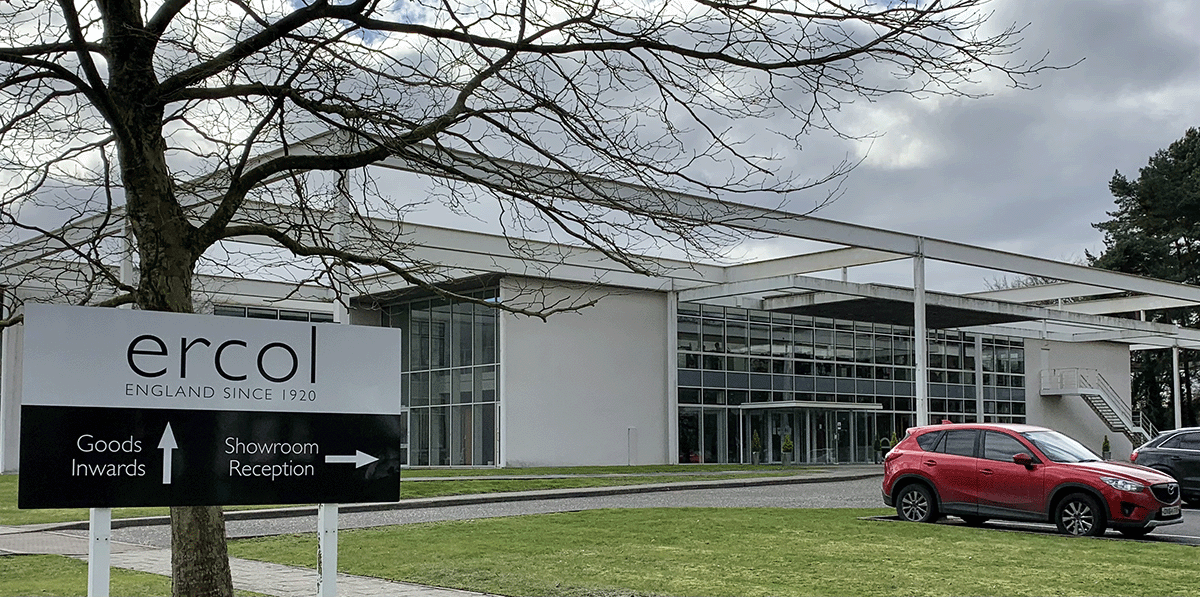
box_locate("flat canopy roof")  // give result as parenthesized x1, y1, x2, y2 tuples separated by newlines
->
(5, 132, 1200, 350)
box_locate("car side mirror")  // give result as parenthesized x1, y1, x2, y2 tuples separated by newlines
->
(1012, 453, 1035, 469)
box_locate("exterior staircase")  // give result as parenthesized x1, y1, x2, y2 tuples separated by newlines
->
(1039, 368, 1158, 447)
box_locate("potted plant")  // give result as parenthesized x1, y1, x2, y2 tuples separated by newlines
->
(751, 430, 763, 465)
(1101, 435, 1111, 460)
(781, 434, 794, 466)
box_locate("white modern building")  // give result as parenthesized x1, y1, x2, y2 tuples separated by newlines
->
(4, 158, 1200, 472)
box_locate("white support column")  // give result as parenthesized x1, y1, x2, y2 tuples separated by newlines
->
(317, 503, 338, 597)
(1173, 345, 1182, 430)
(913, 241, 928, 427)
(666, 290, 679, 464)
(88, 507, 111, 597)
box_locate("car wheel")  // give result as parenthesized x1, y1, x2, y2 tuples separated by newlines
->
(960, 515, 988, 526)
(896, 483, 937, 523)
(1055, 493, 1107, 537)
(1118, 527, 1152, 538)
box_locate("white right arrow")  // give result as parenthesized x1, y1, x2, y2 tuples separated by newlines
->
(325, 450, 379, 468)
(158, 423, 178, 485)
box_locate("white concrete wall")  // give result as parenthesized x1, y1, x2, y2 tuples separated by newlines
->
(1024, 338, 1135, 459)
(0, 323, 22, 473)
(500, 278, 670, 466)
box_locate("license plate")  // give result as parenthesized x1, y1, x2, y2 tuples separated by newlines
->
(1162, 505, 1181, 517)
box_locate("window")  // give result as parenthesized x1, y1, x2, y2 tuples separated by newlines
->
(938, 430, 977, 457)
(916, 430, 944, 451)
(983, 431, 1031, 462)
(214, 304, 333, 322)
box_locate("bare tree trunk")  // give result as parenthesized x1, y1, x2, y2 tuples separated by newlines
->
(171, 507, 234, 597)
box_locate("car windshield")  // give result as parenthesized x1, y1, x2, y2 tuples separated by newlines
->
(1021, 430, 1102, 463)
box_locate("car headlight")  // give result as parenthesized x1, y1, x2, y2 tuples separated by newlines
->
(1101, 477, 1144, 492)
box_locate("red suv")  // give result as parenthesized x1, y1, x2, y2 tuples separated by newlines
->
(882, 422, 1182, 537)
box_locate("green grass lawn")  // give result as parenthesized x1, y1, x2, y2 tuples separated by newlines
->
(0, 554, 267, 597)
(0, 467, 806, 525)
(0, 554, 174, 596)
(229, 508, 1200, 597)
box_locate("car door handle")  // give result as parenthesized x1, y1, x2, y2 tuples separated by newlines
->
(923, 459, 937, 467)
(980, 468, 994, 475)
(1170, 456, 1183, 460)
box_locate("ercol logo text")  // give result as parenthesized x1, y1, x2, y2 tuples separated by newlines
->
(122, 326, 320, 403)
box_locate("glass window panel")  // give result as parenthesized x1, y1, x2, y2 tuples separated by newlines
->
(679, 387, 701, 404)
(727, 356, 748, 372)
(411, 408, 430, 466)
(750, 358, 770, 373)
(214, 305, 246, 318)
(246, 307, 277, 319)
(835, 331, 853, 347)
(793, 329, 814, 359)
(278, 309, 308, 322)
(430, 406, 450, 466)
(678, 316, 700, 351)
(410, 371, 430, 407)
(452, 303, 473, 367)
(679, 352, 700, 369)
(772, 359, 791, 375)
(450, 405, 472, 465)
(410, 302, 431, 370)
(453, 368, 473, 404)
(702, 320, 724, 352)
(475, 304, 497, 365)
(475, 365, 497, 402)
(479, 403, 496, 465)
(894, 337, 912, 366)
(749, 324, 771, 356)
(726, 321, 748, 354)
(431, 370, 451, 405)
(679, 409, 701, 463)
(430, 301, 451, 369)
(727, 390, 748, 406)
(772, 326, 792, 356)
(796, 361, 814, 375)
(703, 389, 726, 405)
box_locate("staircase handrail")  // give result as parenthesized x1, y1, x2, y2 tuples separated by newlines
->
(1042, 367, 1155, 445)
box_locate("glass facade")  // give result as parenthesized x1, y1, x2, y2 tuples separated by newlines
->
(676, 302, 1025, 464)
(385, 288, 499, 466)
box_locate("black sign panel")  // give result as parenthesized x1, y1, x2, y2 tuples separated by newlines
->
(18, 406, 402, 508)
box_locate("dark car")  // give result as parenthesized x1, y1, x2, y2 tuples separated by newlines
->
(1131, 427, 1200, 506)
(882, 422, 1183, 537)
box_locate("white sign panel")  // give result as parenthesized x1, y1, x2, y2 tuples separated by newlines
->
(23, 304, 401, 415)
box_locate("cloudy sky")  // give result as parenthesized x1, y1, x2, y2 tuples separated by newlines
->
(386, 1, 1200, 294)
(768, 0, 1200, 290)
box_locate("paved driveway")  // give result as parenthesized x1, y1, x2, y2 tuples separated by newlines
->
(96, 476, 1200, 547)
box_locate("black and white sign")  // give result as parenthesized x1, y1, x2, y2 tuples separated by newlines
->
(18, 305, 402, 508)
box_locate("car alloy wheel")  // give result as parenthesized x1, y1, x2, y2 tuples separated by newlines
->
(897, 484, 936, 523)
(1055, 493, 1106, 537)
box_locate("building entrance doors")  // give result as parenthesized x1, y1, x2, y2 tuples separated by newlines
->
(742, 407, 876, 465)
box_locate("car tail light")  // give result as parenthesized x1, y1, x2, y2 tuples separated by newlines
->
(1130, 449, 1139, 463)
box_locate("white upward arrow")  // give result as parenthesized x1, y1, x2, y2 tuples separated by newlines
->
(325, 450, 379, 468)
(158, 423, 178, 485)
